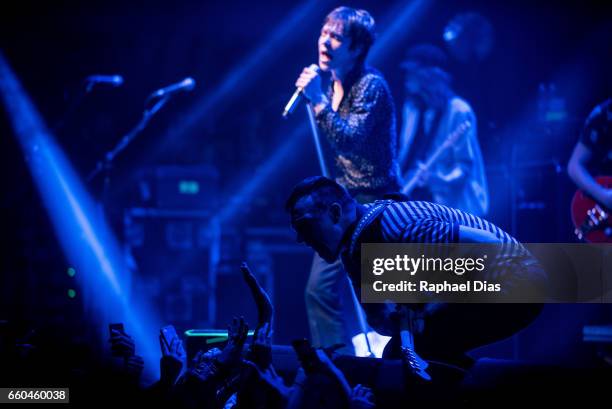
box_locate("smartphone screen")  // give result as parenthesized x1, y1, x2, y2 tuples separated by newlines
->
(109, 323, 124, 336)
(160, 325, 178, 349)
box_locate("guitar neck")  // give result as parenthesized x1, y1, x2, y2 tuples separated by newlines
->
(401, 121, 470, 195)
(401, 141, 454, 194)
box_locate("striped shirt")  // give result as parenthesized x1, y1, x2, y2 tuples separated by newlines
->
(375, 201, 517, 245)
(345, 200, 522, 272)
(342, 200, 546, 302)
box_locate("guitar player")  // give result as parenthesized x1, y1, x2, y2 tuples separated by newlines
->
(398, 44, 489, 216)
(568, 98, 612, 211)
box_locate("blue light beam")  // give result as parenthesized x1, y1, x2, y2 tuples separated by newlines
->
(150, 0, 326, 157)
(0, 52, 161, 382)
(215, 0, 432, 221)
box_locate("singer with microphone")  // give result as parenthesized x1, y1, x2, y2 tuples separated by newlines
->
(291, 7, 400, 355)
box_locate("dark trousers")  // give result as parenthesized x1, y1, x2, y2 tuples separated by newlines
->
(382, 303, 543, 368)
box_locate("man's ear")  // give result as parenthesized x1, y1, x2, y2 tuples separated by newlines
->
(329, 202, 343, 224)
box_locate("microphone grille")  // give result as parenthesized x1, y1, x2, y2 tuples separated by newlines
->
(182, 77, 196, 90)
(110, 75, 124, 86)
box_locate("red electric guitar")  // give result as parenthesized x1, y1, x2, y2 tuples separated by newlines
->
(571, 176, 612, 243)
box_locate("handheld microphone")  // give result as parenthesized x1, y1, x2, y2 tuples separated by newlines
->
(85, 75, 124, 86)
(149, 77, 196, 99)
(282, 64, 319, 118)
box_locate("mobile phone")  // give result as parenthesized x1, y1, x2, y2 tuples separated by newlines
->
(291, 338, 320, 374)
(160, 325, 179, 349)
(109, 323, 124, 336)
(109, 323, 126, 357)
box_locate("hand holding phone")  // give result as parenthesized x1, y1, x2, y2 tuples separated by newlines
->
(160, 325, 179, 351)
(109, 323, 135, 357)
(159, 325, 186, 385)
(291, 338, 321, 375)
(109, 322, 125, 336)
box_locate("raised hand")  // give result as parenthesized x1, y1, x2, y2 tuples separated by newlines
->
(248, 322, 272, 370)
(217, 316, 248, 368)
(314, 349, 352, 398)
(243, 360, 291, 400)
(228, 316, 249, 346)
(192, 347, 221, 368)
(125, 355, 145, 382)
(240, 262, 274, 332)
(159, 333, 186, 385)
(188, 348, 224, 382)
(109, 329, 135, 357)
(253, 322, 272, 346)
(350, 384, 375, 409)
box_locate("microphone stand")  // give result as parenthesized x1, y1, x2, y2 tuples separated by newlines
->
(88, 96, 169, 183)
(304, 102, 373, 357)
(87, 95, 170, 223)
(305, 103, 329, 177)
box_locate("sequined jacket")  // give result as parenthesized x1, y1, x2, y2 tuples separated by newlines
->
(315, 65, 400, 197)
